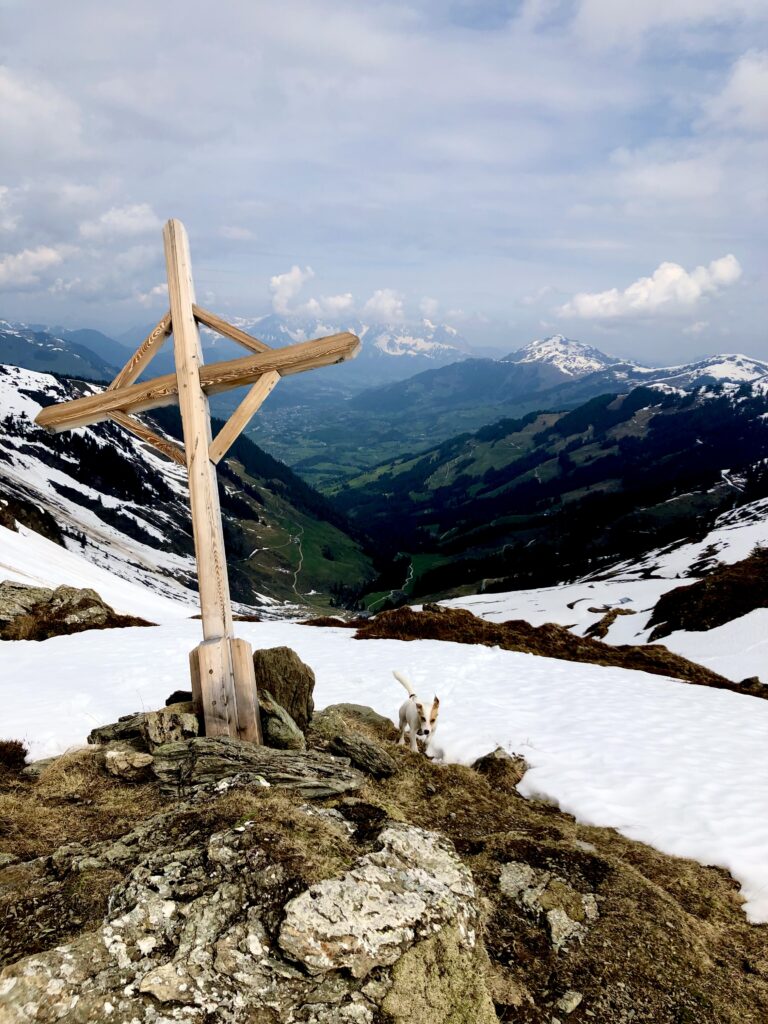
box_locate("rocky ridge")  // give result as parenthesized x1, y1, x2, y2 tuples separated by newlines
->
(1, 658, 767, 1022)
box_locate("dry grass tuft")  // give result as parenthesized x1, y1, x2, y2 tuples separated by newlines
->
(0, 747, 161, 861)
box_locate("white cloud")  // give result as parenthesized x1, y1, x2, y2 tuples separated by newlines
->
(705, 50, 768, 133)
(362, 288, 405, 322)
(0, 66, 82, 161)
(574, 0, 767, 45)
(136, 281, 168, 306)
(0, 246, 67, 290)
(683, 320, 710, 335)
(304, 293, 355, 317)
(419, 296, 439, 317)
(269, 265, 315, 315)
(559, 254, 742, 319)
(80, 204, 161, 240)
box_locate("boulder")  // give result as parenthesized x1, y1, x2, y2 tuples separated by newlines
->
(140, 702, 199, 751)
(327, 733, 396, 779)
(278, 824, 479, 978)
(87, 702, 198, 751)
(472, 747, 529, 787)
(0, 581, 52, 628)
(151, 736, 364, 799)
(311, 703, 398, 744)
(20, 756, 60, 780)
(101, 748, 154, 782)
(0, 583, 153, 640)
(259, 689, 306, 750)
(252, 646, 315, 733)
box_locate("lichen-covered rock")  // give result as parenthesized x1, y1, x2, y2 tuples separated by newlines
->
(87, 702, 198, 751)
(311, 704, 398, 744)
(102, 748, 154, 782)
(259, 689, 306, 750)
(380, 925, 498, 1024)
(252, 646, 315, 733)
(0, 816, 489, 1024)
(278, 824, 478, 978)
(140, 702, 199, 751)
(0, 581, 52, 628)
(499, 860, 599, 952)
(151, 736, 363, 798)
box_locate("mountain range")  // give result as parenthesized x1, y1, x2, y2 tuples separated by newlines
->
(0, 364, 374, 611)
(250, 334, 768, 489)
(334, 377, 768, 602)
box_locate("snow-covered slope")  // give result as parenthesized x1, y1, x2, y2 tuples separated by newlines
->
(3, 617, 767, 923)
(0, 363, 200, 608)
(441, 497, 768, 682)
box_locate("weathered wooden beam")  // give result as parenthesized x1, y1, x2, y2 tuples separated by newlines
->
(36, 331, 360, 433)
(193, 304, 271, 354)
(208, 370, 279, 465)
(108, 410, 186, 465)
(108, 312, 172, 391)
(164, 217, 235, 645)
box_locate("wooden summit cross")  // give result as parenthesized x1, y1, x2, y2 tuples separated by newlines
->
(36, 218, 360, 744)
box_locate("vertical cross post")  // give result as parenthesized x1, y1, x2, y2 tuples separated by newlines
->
(163, 218, 261, 743)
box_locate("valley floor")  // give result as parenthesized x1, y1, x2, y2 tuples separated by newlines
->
(3, 617, 767, 924)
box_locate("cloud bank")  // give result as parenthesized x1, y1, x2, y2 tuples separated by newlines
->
(558, 255, 742, 320)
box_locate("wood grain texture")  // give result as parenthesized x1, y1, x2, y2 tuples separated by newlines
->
(230, 638, 263, 744)
(108, 312, 172, 391)
(208, 370, 280, 464)
(164, 217, 234, 644)
(193, 305, 271, 354)
(189, 646, 203, 716)
(109, 410, 186, 465)
(196, 638, 235, 738)
(36, 331, 360, 432)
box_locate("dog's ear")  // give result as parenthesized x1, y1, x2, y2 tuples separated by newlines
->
(416, 702, 424, 714)
(433, 696, 439, 707)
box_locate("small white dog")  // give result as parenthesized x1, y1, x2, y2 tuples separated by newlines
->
(393, 671, 439, 754)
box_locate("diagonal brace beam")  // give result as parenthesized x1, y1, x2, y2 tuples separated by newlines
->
(108, 312, 172, 390)
(209, 370, 280, 464)
(193, 305, 271, 355)
(108, 411, 186, 465)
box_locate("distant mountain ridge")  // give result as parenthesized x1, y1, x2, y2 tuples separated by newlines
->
(0, 364, 373, 610)
(244, 335, 768, 489)
(335, 377, 768, 601)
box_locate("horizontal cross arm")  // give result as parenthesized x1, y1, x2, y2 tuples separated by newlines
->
(35, 331, 360, 433)
(193, 305, 271, 354)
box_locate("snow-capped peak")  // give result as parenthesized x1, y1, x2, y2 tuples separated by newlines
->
(505, 335, 619, 378)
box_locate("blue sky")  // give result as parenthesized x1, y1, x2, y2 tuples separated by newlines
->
(0, 0, 766, 362)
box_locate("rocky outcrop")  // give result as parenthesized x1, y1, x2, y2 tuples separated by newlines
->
(88, 702, 199, 751)
(0, 582, 153, 641)
(252, 646, 315, 733)
(472, 746, 529, 788)
(279, 824, 478, 977)
(309, 705, 397, 777)
(258, 689, 306, 750)
(0, 816, 488, 1024)
(151, 736, 364, 799)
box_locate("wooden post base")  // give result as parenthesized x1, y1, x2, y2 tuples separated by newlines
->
(189, 637, 262, 744)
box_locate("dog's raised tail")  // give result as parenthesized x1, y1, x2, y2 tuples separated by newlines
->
(392, 670, 416, 698)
